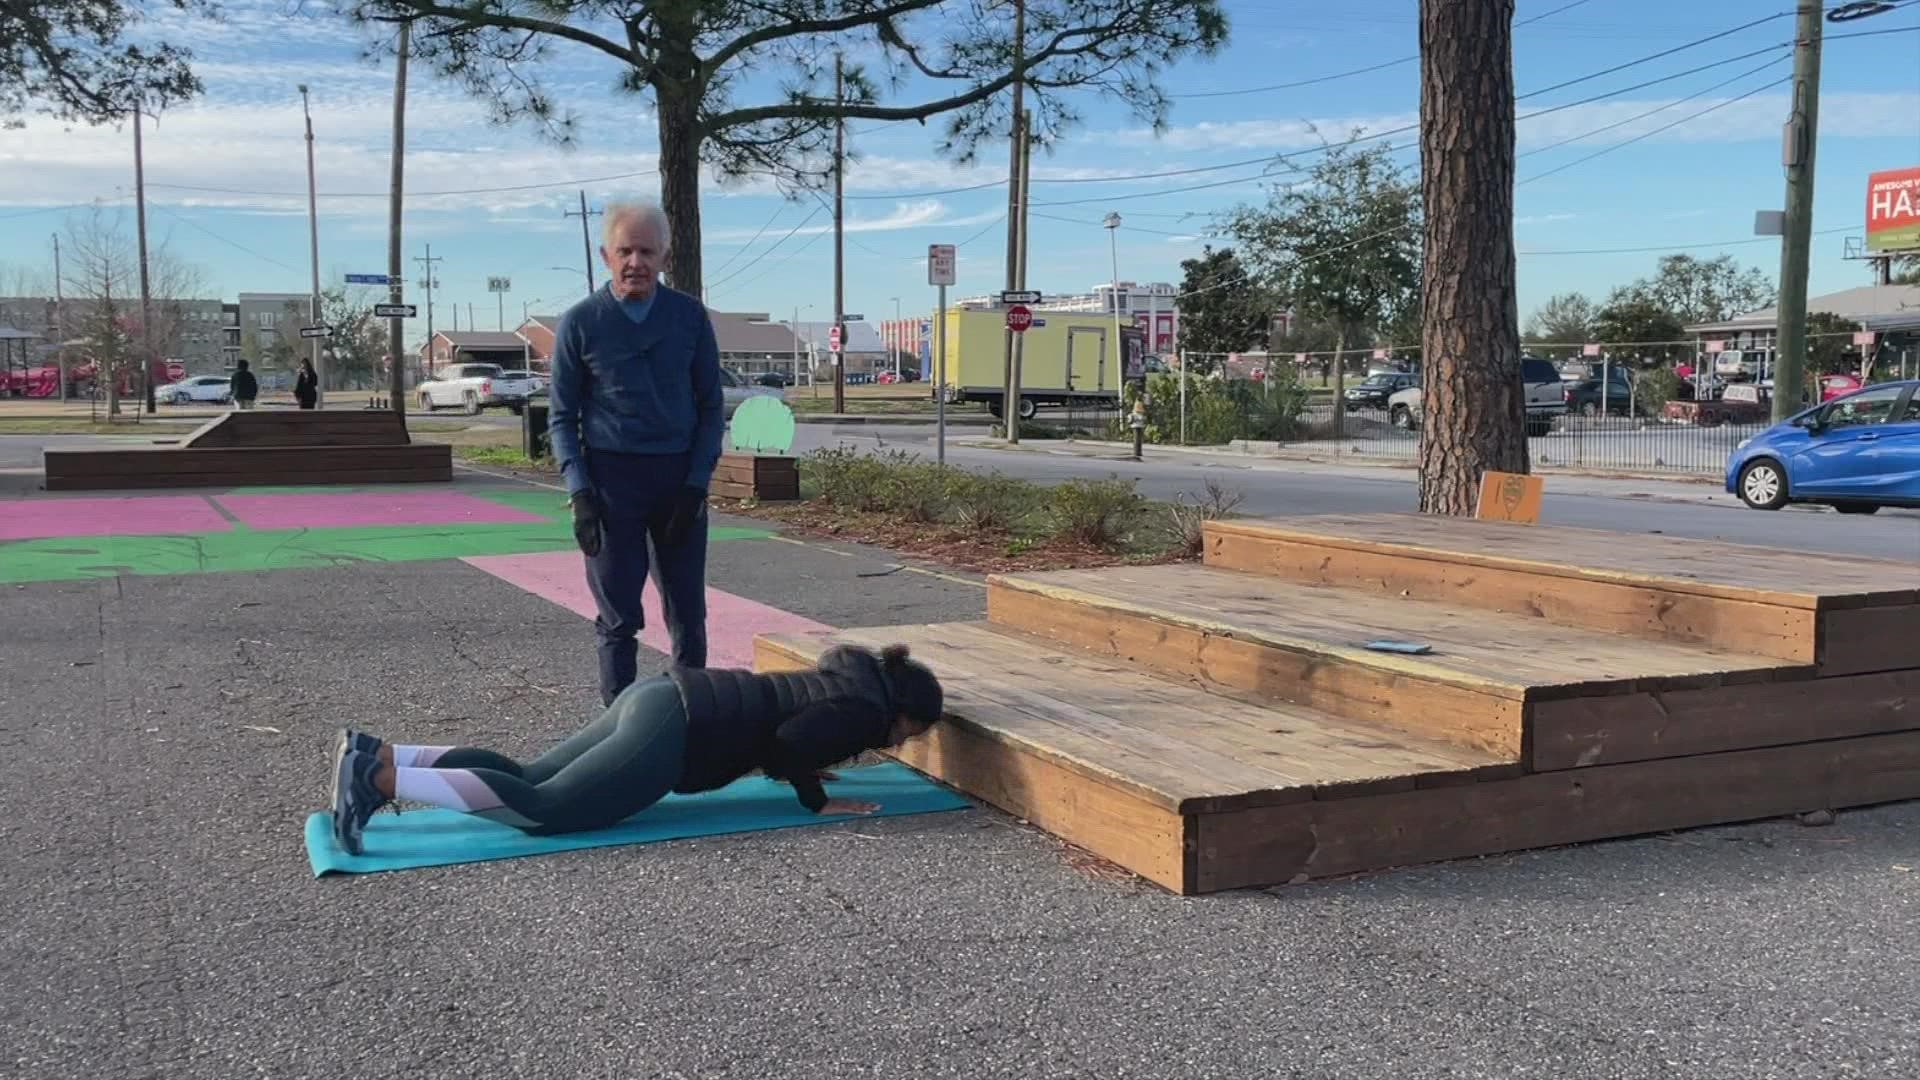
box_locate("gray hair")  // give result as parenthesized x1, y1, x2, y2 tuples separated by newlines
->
(601, 199, 672, 252)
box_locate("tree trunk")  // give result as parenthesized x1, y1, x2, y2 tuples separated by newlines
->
(1416, 0, 1524, 515)
(656, 88, 705, 300)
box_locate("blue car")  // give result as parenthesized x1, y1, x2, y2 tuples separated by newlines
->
(1726, 379, 1920, 514)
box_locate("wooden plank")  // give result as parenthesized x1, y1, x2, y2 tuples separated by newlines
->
(1531, 667, 1920, 770)
(987, 575, 1528, 760)
(181, 414, 236, 448)
(1204, 525, 1821, 663)
(1475, 471, 1543, 523)
(755, 624, 1501, 814)
(1819, 605, 1920, 676)
(1193, 727, 1920, 892)
(1206, 514, 1920, 609)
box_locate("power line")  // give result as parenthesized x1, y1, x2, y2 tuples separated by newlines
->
(705, 202, 791, 279)
(1172, 0, 1600, 99)
(1520, 226, 1851, 256)
(1520, 72, 1792, 185)
(148, 204, 304, 274)
(1515, 10, 1794, 100)
(1515, 54, 1787, 159)
(702, 206, 824, 292)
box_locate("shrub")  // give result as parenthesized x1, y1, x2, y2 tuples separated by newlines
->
(804, 445, 909, 511)
(946, 469, 1031, 532)
(876, 458, 949, 523)
(1107, 371, 1312, 446)
(1167, 478, 1246, 556)
(1048, 475, 1143, 548)
(1635, 367, 1680, 416)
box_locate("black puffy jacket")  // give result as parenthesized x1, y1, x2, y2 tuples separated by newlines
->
(666, 645, 897, 811)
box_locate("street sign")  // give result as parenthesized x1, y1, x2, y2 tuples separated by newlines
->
(1005, 304, 1033, 332)
(345, 273, 391, 285)
(843, 313, 864, 322)
(828, 324, 843, 352)
(1853, 330, 1877, 346)
(487, 276, 511, 292)
(374, 303, 417, 318)
(1000, 290, 1041, 305)
(928, 244, 956, 286)
(299, 325, 333, 339)
(1582, 343, 1602, 356)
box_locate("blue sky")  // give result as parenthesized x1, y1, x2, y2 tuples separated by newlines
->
(1, 0, 1916, 337)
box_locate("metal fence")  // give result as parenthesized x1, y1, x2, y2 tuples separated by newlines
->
(1028, 374, 1771, 478)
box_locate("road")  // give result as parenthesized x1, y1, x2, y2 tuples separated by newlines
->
(792, 421, 1920, 563)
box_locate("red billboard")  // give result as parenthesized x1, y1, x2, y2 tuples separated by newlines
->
(1866, 166, 1920, 253)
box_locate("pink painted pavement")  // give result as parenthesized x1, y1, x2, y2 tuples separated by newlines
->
(461, 549, 833, 669)
(0, 496, 231, 541)
(216, 491, 546, 531)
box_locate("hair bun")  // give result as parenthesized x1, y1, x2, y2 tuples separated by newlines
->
(880, 644, 911, 665)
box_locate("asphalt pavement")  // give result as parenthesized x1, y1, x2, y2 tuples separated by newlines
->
(791, 421, 1920, 563)
(4, 501, 1919, 1079)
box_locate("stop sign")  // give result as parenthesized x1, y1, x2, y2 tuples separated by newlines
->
(1005, 304, 1033, 332)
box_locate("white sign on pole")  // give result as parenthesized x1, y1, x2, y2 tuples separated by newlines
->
(1853, 331, 1877, 346)
(928, 244, 956, 287)
(1582, 343, 1602, 357)
(1705, 340, 1727, 354)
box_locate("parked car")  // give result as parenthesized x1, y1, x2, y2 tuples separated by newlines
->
(1387, 356, 1566, 436)
(1563, 368, 1637, 417)
(757, 371, 795, 389)
(1820, 373, 1864, 402)
(161, 375, 232, 405)
(1344, 371, 1419, 412)
(417, 363, 507, 415)
(492, 369, 545, 414)
(718, 366, 784, 417)
(1726, 379, 1920, 513)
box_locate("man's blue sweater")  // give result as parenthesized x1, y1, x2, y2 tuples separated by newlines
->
(546, 282, 725, 496)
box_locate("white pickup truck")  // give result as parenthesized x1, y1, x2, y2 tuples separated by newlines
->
(416, 364, 544, 415)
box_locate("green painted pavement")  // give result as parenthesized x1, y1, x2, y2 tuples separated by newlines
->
(0, 487, 773, 585)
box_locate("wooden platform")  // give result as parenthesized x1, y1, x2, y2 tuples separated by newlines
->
(43, 409, 452, 491)
(755, 513, 1920, 894)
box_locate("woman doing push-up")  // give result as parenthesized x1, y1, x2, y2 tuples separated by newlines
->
(328, 643, 945, 854)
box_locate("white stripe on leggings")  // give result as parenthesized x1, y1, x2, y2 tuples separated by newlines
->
(392, 767, 503, 813)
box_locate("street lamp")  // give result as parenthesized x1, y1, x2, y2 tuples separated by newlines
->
(299, 83, 324, 408)
(1104, 211, 1124, 376)
(889, 296, 901, 375)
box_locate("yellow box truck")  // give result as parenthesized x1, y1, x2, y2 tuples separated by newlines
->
(931, 307, 1147, 421)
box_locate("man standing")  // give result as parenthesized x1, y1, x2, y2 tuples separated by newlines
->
(547, 200, 724, 704)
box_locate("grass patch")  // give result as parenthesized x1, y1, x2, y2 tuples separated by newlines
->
(719, 444, 1240, 574)
(454, 445, 558, 473)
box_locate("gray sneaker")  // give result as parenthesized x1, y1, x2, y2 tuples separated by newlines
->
(330, 748, 390, 856)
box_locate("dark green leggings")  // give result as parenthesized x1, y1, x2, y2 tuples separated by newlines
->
(433, 676, 689, 835)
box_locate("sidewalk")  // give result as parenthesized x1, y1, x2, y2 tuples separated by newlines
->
(957, 434, 1742, 508)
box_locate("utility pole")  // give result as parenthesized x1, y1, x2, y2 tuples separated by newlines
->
(385, 21, 409, 420)
(299, 84, 326, 408)
(1009, 107, 1033, 443)
(832, 51, 846, 414)
(1773, 1, 1822, 422)
(51, 233, 67, 402)
(564, 191, 601, 294)
(414, 242, 442, 380)
(1000, 0, 1026, 441)
(133, 102, 154, 416)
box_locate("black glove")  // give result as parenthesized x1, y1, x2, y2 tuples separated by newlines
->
(569, 490, 604, 558)
(661, 486, 708, 548)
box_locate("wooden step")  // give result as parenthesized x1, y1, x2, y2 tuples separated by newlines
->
(756, 622, 1920, 894)
(987, 564, 1809, 766)
(1204, 513, 1920, 675)
(755, 622, 1510, 894)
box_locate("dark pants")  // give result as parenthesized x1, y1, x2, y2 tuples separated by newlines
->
(584, 449, 708, 704)
(434, 676, 689, 834)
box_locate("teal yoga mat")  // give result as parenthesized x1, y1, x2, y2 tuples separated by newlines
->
(303, 762, 971, 877)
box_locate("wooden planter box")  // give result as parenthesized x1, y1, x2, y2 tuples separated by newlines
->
(712, 451, 799, 501)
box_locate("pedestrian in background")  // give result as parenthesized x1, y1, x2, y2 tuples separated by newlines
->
(230, 359, 258, 411)
(547, 198, 725, 704)
(294, 358, 319, 410)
